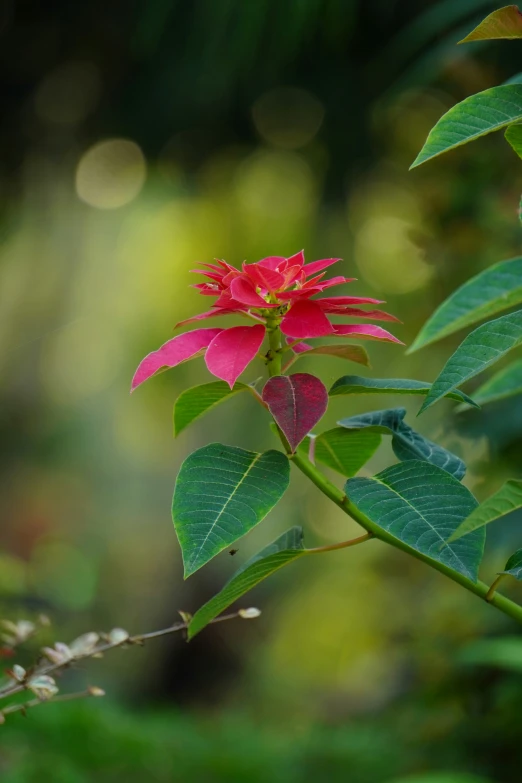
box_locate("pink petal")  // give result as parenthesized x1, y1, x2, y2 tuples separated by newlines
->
(230, 277, 271, 308)
(131, 328, 222, 391)
(280, 300, 335, 339)
(286, 250, 305, 268)
(257, 255, 287, 270)
(190, 270, 225, 283)
(323, 307, 401, 323)
(175, 308, 247, 328)
(214, 289, 249, 309)
(289, 341, 312, 354)
(205, 325, 266, 388)
(316, 296, 384, 306)
(262, 373, 328, 452)
(314, 276, 356, 291)
(282, 264, 302, 286)
(302, 258, 341, 277)
(193, 283, 220, 296)
(333, 324, 403, 344)
(242, 262, 285, 292)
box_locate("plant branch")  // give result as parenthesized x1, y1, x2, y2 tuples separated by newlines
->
(289, 452, 522, 627)
(0, 611, 246, 701)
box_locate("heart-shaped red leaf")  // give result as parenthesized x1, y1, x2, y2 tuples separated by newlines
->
(262, 373, 328, 451)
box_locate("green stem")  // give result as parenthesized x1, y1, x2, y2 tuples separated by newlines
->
(262, 323, 522, 627)
(266, 321, 283, 377)
(486, 573, 508, 602)
(289, 450, 522, 626)
(307, 532, 373, 554)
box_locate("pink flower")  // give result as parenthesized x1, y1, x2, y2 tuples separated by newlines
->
(132, 251, 402, 390)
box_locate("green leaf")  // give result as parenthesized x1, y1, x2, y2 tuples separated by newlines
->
(173, 381, 248, 436)
(501, 548, 522, 579)
(329, 375, 477, 406)
(473, 358, 522, 405)
(293, 343, 370, 366)
(410, 84, 522, 168)
(346, 461, 484, 581)
(313, 427, 381, 477)
(188, 526, 307, 638)
(505, 122, 522, 159)
(172, 443, 290, 577)
(338, 408, 466, 479)
(419, 310, 522, 414)
(459, 5, 522, 43)
(407, 256, 522, 352)
(448, 479, 522, 542)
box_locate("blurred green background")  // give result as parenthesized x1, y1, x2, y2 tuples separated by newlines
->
(1, 1, 522, 781)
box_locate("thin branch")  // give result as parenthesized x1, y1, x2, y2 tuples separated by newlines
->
(0, 610, 247, 701)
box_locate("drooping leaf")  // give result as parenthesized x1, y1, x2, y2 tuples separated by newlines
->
(312, 427, 381, 477)
(419, 311, 522, 414)
(346, 461, 484, 581)
(338, 408, 466, 479)
(131, 328, 222, 391)
(459, 5, 522, 42)
(173, 381, 249, 437)
(472, 358, 522, 405)
(262, 373, 328, 451)
(501, 548, 522, 579)
(172, 443, 290, 577)
(447, 479, 522, 543)
(188, 527, 308, 638)
(205, 325, 266, 388)
(505, 122, 522, 159)
(407, 256, 522, 352)
(292, 343, 371, 367)
(410, 84, 522, 168)
(329, 375, 477, 406)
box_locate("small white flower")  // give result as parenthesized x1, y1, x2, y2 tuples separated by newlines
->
(108, 628, 129, 645)
(10, 664, 26, 682)
(69, 632, 99, 657)
(1, 620, 36, 646)
(28, 675, 59, 700)
(238, 607, 261, 619)
(41, 642, 73, 665)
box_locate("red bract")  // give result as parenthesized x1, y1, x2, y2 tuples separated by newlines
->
(262, 373, 328, 451)
(132, 251, 403, 391)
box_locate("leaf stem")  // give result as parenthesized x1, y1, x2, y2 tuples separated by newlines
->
(289, 450, 522, 627)
(266, 321, 283, 377)
(486, 573, 508, 602)
(307, 532, 373, 553)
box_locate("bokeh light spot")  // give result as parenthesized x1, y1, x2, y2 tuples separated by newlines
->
(355, 216, 434, 294)
(75, 139, 146, 209)
(35, 61, 101, 126)
(252, 87, 324, 149)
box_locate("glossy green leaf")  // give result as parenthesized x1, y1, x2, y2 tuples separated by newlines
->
(329, 375, 477, 406)
(338, 408, 466, 479)
(473, 358, 522, 405)
(188, 526, 307, 638)
(173, 381, 248, 436)
(172, 443, 290, 577)
(419, 311, 522, 414)
(313, 427, 381, 477)
(346, 461, 484, 581)
(448, 479, 522, 542)
(293, 343, 370, 366)
(408, 256, 522, 352)
(410, 84, 522, 168)
(501, 548, 522, 579)
(459, 5, 522, 42)
(505, 122, 522, 159)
